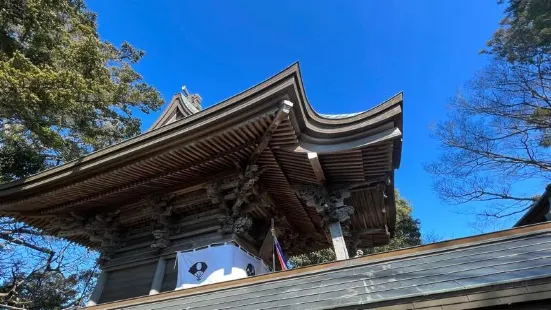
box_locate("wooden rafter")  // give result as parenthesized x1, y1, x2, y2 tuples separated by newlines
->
(307, 152, 325, 183)
(249, 100, 293, 164)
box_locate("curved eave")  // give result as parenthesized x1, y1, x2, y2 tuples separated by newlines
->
(514, 184, 551, 227)
(0, 62, 403, 204)
(286, 64, 403, 168)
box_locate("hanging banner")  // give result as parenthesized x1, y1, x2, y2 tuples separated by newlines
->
(176, 243, 269, 290)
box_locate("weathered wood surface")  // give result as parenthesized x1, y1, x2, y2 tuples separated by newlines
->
(98, 228, 551, 309)
(328, 222, 349, 260)
(149, 258, 167, 295)
(100, 262, 157, 303)
(103, 207, 228, 270)
(161, 258, 177, 293)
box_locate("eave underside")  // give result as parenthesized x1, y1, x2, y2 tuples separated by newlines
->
(0, 63, 403, 255)
(1, 111, 398, 253)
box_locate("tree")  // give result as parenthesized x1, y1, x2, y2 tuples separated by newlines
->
(484, 0, 551, 63)
(427, 0, 551, 219)
(0, 268, 98, 310)
(0, 0, 162, 308)
(0, 219, 99, 309)
(375, 191, 421, 253)
(0, 0, 163, 182)
(289, 248, 335, 268)
(289, 191, 421, 268)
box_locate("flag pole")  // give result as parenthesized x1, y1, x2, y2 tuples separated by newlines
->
(271, 218, 275, 272)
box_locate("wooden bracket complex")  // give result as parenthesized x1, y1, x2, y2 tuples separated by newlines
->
(294, 185, 354, 260)
(223, 100, 293, 237)
(144, 196, 174, 249)
(47, 210, 123, 264)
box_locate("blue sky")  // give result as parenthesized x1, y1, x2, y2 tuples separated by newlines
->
(87, 1, 508, 240)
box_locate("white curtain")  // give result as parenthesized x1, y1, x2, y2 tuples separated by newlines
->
(176, 243, 270, 290)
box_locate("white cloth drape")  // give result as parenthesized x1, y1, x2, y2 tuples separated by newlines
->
(176, 243, 269, 290)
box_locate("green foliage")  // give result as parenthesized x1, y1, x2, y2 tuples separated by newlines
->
(0, 1, 159, 308)
(0, 0, 163, 182)
(288, 248, 335, 268)
(484, 0, 551, 62)
(289, 190, 421, 268)
(428, 0, 551, 218)
(375, 190, 421, 253)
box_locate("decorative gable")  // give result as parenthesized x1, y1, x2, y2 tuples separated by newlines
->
(149, 86, 202, 131)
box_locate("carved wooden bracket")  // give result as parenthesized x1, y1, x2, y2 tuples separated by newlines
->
(45, 212, 86, 235)
(206, 181, 224, 206)
(144, 196, 174, 249)
(231, 163, 265, 218)
(234, 215, 253, 236)
(218, 215, 234, 234)
(209, 163, 273, 238)
(207, 180, 236, 235)
(47, 210, 123, 264)
(216, 101, 291, 239)
(294, 185, 354, 230)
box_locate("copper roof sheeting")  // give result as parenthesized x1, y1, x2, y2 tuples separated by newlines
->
(0, 62, 403, 249)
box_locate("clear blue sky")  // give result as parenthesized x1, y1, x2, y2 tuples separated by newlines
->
(87, 1, 507, 240)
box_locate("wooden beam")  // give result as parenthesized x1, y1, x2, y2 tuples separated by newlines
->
(249, 100, 293, 164)
(86, 270, 108, 307)
(328, 222, 349, 260)
(230, 100, 293, 219)
(307, 152, 325, 183)
(356, 228, 385, 235)
(149, 258, 167, 295)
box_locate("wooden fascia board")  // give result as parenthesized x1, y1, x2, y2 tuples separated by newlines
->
(291, 63, 403, 128)
(287, 66, 403, 167)
(286, 126, 401, 154)
(287, 77, 403, 139)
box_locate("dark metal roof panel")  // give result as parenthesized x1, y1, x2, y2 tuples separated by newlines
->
(89, 223, 551, 310)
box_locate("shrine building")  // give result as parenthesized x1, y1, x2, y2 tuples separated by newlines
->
(2, 63, 551, 309)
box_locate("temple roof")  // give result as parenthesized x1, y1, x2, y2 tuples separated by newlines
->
(0, 62, 403, 252)
(87, 222, 551, 310)
(515, 184, 551, 227)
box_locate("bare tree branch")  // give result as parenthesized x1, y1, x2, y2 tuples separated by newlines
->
(427, 55, 551, 220)
(0, 233, 54, 257)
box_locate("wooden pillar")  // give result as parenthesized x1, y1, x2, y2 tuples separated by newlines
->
(328, 222, 349, 260)
(149, 257, 167, 295)
(86, 270, 108, 307)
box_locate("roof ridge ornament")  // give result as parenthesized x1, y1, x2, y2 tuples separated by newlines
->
(181, 85, 202, 110)
(148, 86, 203, 131)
